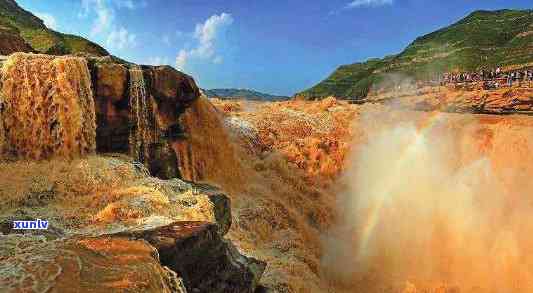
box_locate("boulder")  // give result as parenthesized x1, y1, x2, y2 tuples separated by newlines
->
(0, 222, 265, 293)
(149, 65, 199, 106)
(119, 221, 266, 293)
(144, 65, 200, 130)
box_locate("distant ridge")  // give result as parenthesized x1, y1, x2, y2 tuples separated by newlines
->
(203, 88, 289, 101)
(298, 9, 533, 100)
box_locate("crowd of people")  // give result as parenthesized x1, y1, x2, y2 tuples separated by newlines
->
(441, 67, 533, 89)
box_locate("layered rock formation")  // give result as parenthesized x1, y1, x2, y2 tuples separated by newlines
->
(365, 84, 533, 115)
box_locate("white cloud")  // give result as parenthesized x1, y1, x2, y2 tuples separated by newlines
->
(345, 0, 393, 9)
(194, 13, 234, 47)
(175, 13, 233, 72)
(175, 49, 188, 71)
(78, 0, 143, 51)
(34, 12, 58, 30)
(79, 0, 113, 36)
(106, 27, 137, 50)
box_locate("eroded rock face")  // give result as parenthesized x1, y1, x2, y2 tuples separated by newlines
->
(91, 61, 131, 154)
(88, 59, 199, 179)
(95, 62, 128, 102)
(149, 65, 199, 106)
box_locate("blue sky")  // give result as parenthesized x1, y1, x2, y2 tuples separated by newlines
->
(18, 0, 533, 95)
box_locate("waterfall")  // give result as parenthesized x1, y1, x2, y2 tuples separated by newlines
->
(171, 97, 245, 190)
(128, 66, 152, 163)
(0, 53, 96, 159)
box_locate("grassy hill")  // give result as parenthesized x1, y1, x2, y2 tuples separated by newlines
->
(0, 0, 108, 55)
(298, 9, 533, 100)
(203, 88, 289, 101)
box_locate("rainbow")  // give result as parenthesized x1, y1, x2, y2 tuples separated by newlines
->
(356, 111, 445, 260)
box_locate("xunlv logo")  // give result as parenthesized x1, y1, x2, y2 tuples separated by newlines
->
(12, 219, 49, 230)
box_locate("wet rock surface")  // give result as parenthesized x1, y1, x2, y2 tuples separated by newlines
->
(88, 58, 198, 179)
(0, 157, 266, 293)
(117, 221, 266, 293)
(0, 234, 186, 293)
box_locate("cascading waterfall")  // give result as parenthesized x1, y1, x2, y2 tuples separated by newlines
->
(128, 66, 152, 163)
(0, 53, 96, 159)
(171, 96, 245, 189)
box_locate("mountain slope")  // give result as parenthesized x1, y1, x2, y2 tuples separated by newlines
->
(0, 0, 108, 55)
(203, 88, 289, 101)
(298, 9, 533, 100)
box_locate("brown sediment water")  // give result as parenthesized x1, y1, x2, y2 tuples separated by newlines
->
(323, 106, 533, 293)
(0, 53, 95, 159)
(213, 98, 533, 292)
(172, 96, 246, 191)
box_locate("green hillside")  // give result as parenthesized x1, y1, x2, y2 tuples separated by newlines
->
(298, 9, 533, 100)
(0, 0, 108, 55)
